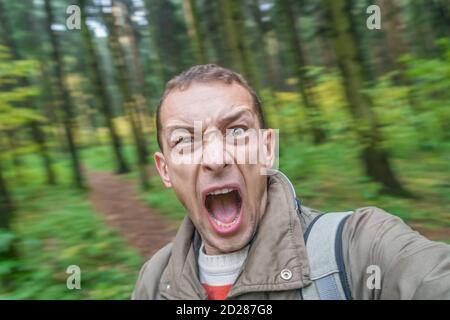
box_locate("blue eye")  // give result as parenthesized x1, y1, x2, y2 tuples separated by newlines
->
(230, 127, 246, 137)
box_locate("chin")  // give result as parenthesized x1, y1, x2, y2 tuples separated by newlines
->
(205, 220, 255, 254)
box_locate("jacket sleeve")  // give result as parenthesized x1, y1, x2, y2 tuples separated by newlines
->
(131, 242, 173, 300)
(343, 207, 450, 300)
(131, 260, 151, 300)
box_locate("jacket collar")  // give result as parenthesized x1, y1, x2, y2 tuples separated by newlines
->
(159, 172, 311, 299)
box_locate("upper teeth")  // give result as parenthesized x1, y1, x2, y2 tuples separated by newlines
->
(208, 188, 234, 195)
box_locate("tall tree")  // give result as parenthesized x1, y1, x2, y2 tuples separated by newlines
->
(315, 4, 336, 68)
(429, 0, 450, 40)
(0, 144, 13, 230)
(78, 0, 129, 174)
(103, 1, 150, 189)
(409, 0, 439, 58)
(0, 0, 56, 185)
(121, 3, 154, 124)
(144, 0, 190, 82)
(182, 0, 207, 64)
(44, 0, 84, 188)
(277, 0, 326, 144)
(0, 45, 41, 228)
(248, 0, 282, 89)
(143, 0, 167, 93)
(347, 0, 376, 82)
(5, 131, 23, 183)
(377, 0, 407, 76)
(322, 0, 407, 195)
(202, 0, 228, 66)
(219, 0, 261, 91)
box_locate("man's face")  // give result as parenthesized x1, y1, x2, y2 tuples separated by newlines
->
(154, 82, 275, 255)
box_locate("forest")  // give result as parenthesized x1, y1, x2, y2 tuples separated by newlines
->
(0, 0, 449, 299)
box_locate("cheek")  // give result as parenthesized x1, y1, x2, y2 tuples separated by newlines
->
(240, 165, 265, 205)
(228, 140, 261, 165)
(167, 164, 199, 205)
(167, 153, 196, 180)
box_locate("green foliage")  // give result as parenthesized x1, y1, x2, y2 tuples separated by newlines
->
(0, 229, 18, 283)
(81, 144, 136, 172)
(0, 230, 15, 254)
(0, 45, 42, 132)
(397, 39, 450, 148)
(0, 155, 143, 299)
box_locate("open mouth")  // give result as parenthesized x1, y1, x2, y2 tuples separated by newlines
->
(204, 186, 243, 235)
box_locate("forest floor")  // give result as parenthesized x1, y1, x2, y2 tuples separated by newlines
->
(87, 170, 179, 260)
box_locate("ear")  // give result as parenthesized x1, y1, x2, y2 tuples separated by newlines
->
(261, 128, 275, 170)
(154, 151, 172, 188)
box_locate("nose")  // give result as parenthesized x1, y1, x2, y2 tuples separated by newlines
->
(201, 132, 229, 173)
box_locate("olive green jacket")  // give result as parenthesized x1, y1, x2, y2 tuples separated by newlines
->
(132, 173, 450, 300)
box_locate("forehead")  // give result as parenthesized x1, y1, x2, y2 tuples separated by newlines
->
(160, 82, 256, 128)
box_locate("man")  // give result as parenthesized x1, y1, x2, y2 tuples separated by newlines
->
(132, 64, 450, 300)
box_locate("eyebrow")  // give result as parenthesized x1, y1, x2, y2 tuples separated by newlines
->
(165, 123, 195, 139)
(164, 106, 255, 139)
(217, 106, 255, 128)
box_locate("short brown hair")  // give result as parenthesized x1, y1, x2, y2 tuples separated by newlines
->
(156, 64, 266, 151)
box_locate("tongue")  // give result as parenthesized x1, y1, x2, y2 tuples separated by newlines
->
(209, 192, 239, 224)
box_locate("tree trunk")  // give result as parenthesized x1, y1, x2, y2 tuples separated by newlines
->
(248, 0, 282, 89)
(278, 0, 326, 144)
(121, 6, 154, 144)
(219, 0, 261, 91)
(30, 122, 56, 185)
(203, 0, 228, 66)
(377, 0, 408, 83)
(44, 0, 84, 188)
(182, 0, 207, 64)
(78, 0, 130, 174)
(143, 0, 188, 82)
(0, 159, 13, 230)
(323, 0, 408, 196)
(143, 0, 166, 92)
(429, 0, 450, 39)
(316, 7, 336, 69)
(104, 2, 150, 189)
(410, 0, 438, 57)
(6, 131, 23, 184)
(0, 0, 56, 185)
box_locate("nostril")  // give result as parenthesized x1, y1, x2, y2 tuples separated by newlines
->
(202, 160, 228, 171)
(201, 148, 227, 170)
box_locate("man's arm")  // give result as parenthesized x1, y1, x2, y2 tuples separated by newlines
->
(343, 207, 450, 299)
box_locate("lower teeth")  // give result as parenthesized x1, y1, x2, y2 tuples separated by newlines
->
(212, 215, 238, 228)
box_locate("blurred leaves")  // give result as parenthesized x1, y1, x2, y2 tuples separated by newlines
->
(0, 45, 42, 132)
(0, 159, 143, 299)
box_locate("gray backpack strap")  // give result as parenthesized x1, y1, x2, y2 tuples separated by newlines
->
(301, 211, 353, 300)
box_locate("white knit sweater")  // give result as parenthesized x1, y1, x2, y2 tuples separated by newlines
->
(198, 243, 249, 286)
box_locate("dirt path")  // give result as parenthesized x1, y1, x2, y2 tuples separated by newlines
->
(87, 171, 179, 259)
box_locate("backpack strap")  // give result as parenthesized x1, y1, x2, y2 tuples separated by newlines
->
(301, 211, 353, 300)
